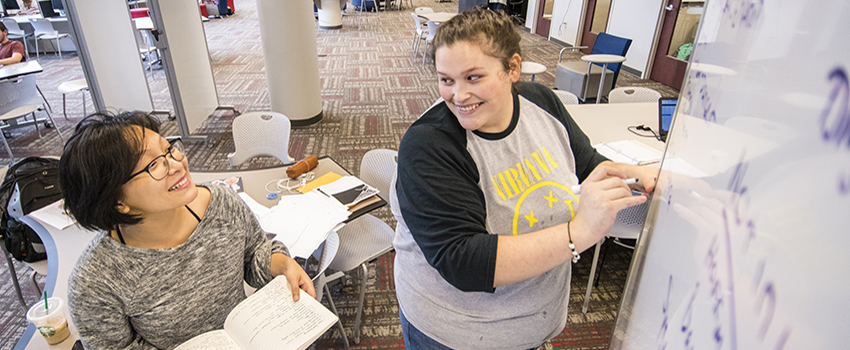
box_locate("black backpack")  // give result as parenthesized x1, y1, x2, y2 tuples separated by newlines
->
(1, 157, 63, 263)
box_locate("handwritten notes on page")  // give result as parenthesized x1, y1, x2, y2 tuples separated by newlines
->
(175, 276, 337, 350)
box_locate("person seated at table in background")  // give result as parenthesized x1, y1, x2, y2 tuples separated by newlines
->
(60, 111, 315, 349)
(15, 0, 40, 15)
(391, 8, 658, 350)
(0, 22, 25, 66)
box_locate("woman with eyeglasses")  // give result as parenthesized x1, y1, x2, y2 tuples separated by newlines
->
(59, 111, 314, 349)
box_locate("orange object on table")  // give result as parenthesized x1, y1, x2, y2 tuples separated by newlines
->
(286, 155, 319, 179)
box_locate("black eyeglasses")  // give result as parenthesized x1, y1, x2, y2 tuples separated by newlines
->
(126, 139, 186, 182)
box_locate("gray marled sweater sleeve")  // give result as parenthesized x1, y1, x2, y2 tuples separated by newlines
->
(68, 185, 289, 350)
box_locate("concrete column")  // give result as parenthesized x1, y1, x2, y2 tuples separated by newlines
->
(256, 0, 323, 126)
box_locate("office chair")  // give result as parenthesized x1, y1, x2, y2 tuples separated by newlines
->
(581, 197, 649, 313)
(0, 75, 64, 160)
(1, 18, 32, 60)
(410, 13, 428, 58)
(607, 87, 662, 104)
(324, 149, 397, 344)
(227, 111, 295, 167)
(29, 18, 72, 60)
(57, 79, 89, 120)
(1, 238, 47, 312)
(421, 21, 438, 67)
(553, 90, 580, 107)
(555, 32, 632, 102)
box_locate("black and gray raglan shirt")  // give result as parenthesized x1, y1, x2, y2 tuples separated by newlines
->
(68, 184, 289, 350)
(391, 82, 608, 349)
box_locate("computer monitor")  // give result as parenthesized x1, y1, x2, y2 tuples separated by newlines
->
(38, 0, 59, 17)
(658, 98, 677, 142)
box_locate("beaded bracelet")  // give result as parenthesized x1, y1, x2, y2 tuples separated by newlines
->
(567, 221, 580, 263)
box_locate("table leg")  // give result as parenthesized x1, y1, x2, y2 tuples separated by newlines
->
(582, 239, 604, 313)
(531, 74, 536, 82)
(596, 63, 608, 104)
(582, 62, 592, 102)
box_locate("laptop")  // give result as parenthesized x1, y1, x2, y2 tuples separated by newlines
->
(658, 98, 677, 142)
(38, 0, 60, 17)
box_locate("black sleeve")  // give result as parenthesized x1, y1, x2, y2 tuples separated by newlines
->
(517, 83, 609, 181)
(395, 111, 499, 293)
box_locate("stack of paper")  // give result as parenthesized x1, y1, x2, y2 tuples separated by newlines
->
(257, 191, 350, 258)
(594, 140, 663, 165)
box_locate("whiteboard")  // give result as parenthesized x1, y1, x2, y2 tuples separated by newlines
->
(612, 1, 850, 349)
(65, 0, 153, 112)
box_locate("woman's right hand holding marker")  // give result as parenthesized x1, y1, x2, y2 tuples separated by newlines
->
(570, 163, 648, 253)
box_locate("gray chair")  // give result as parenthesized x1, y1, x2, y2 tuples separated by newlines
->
(29, 18, 72, 59)
(421, 21, 438, 67)
(1, 18, 32, 60)
(310, 231, 351, 350)
(553, 90, 580, 106)
(324, 149, 397, 344)
(410, 13, 428, 58)
(607, 87, 662, 104)
(227, 111, 295, 166)
(57, 79, 89, 120)
(0, 75, 64, 160)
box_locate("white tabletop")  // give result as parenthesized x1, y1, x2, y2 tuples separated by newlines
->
(133, 17, 154, 30)
(0, 60, 43, 81)
(580, 54, 627, 64)
(419, 12, 457, 22)
(10, 15, 68, 24)
(520, 61, 547, 75)
(566, 102, 664, 151)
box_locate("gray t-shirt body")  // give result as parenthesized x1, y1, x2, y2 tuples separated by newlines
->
(68, 184, 289, 350)
(392, 83, 607, 349)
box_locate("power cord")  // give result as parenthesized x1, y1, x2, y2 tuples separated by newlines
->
(628, 124, 663, 142)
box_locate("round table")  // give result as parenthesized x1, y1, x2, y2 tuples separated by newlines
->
(580, 54, 626, 104)
(520, 61, 547, 82)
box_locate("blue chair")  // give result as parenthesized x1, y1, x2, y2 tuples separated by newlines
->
(555, 33, 633, 102)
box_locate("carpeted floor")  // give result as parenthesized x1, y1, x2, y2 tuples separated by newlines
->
(0, 0, 677, 348)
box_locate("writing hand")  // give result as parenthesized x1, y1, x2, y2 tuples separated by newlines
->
(572, 163, 648, 245)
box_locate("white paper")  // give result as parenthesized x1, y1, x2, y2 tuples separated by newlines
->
(594, 140, 663, 165)
(28, 200, 76, 230)
(174, 330, 240, 350)
(238, 192, 270, 219)
(259, 192, 350, 258)
(224, 276, 338, 350)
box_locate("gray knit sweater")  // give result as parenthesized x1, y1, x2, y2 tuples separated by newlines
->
(68, 184, 289, 350)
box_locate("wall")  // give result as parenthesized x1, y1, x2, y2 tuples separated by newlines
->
(544, 0, 664, 77)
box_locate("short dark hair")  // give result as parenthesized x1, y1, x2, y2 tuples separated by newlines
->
(59, 111, 162, 231)
(0, 22, 7, 33)
(428, 7, 522, 72)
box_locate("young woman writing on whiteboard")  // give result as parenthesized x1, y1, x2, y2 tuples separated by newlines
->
(391, 8, 658, 349)
(59, 112, 314, 349)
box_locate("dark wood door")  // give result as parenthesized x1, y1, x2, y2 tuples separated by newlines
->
(649, 0, 703, 89)
(580, 0, 612, 54)
(535, 0, 551, 38)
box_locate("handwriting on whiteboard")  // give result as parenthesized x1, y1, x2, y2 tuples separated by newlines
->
(722, 0, 765, 29)
(659, 154, 793, 350)
(820, 67, 850, 195)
